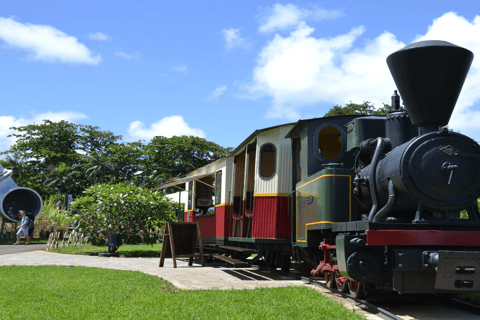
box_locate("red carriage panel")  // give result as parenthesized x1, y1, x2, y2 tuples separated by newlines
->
(252, 196, 290, 239)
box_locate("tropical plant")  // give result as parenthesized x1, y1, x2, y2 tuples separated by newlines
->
(45, 162, 74, 199)
(85, 152, 114, 184)
(70, 183, 177, 245)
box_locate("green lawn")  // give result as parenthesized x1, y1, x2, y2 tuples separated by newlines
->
(0, 239, 48, 245)
(50, 243, 163, 257)
(0, 266, 364, 320)
(34, 243, 480, 310)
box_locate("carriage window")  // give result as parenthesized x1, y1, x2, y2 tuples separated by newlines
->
(188, 181, 193, 210)
(318, 127, 342, 160)
(260, 143, 276, 179)
(215, 170, 222, 205)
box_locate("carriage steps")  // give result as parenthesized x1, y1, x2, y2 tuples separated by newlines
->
(202, 244, 256, 268)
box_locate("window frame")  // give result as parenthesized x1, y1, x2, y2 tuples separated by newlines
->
(259, 142, 277, 180)
(215, 170, 222, 205)
(313, 124, 345, 162)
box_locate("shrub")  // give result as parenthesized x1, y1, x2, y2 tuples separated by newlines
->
(70, 183, 176, 245)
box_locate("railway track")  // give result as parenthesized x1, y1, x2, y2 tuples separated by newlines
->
(267, 267, 480, 319)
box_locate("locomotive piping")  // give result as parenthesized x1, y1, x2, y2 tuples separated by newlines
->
(372, 179, 395, 223)
(366, 137, 385, 222)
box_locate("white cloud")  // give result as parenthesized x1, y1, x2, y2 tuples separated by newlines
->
(0, 17, 102, 65)
(245, 11, 480, 142)
(114, 51, 141, 59)
(258, 3, 342, 34)
(411, 12, 480, 140)
(243, 22, 403, 119)
(89, 32, 109, 41)
(127, 115, 206, 141)
(0, 111, 88, 151)
(172, 65, 187, 73)
(209, 86, 227, 100)
(222, 28, 250, 50)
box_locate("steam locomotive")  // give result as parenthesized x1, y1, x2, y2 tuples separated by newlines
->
(158, 40, 480, 298)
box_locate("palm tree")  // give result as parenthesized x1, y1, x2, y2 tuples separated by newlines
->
(45, 162, 73, 200)
(85, 152, 114, 184)
(4, 151, 26, 181)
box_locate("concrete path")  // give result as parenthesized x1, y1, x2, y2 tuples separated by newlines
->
(0, 243, 47, 255)
(0, 250, 304, 290)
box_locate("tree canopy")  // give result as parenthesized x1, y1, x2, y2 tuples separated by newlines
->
(1, 120, 231, 198)
(324, 101, 392, 117)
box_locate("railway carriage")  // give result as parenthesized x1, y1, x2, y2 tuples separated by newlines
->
(157, 40, 480, 298)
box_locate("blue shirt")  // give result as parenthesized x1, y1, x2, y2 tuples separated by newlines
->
(19, 216, 30, 230)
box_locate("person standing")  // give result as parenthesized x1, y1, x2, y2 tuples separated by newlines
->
(26, 211, 35, 244)
(13, 210, 30, 245)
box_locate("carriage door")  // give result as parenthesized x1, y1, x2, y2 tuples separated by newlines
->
(244, 143, 256, 238)
(232, 151, 245, 237)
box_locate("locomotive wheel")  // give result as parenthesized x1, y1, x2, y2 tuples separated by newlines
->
(335, 272, 349, 293)
(324, 272, 336, 289)
(348, 280, 368, 299)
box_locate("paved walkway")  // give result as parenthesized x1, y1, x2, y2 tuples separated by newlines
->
(0, 249, 304, 290)
(0, 243, 47, 255)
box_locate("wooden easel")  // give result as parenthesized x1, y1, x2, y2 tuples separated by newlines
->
(159, 222, 205, 268)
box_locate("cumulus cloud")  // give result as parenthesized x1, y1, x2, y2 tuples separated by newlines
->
(172, 65, 187, 73)
(128, 115, 206, 141)
(0, 17, 102, 65)
(88, 32, 109, 41)
(222, 28, 250, 50)
(245, 10, 480, 141)
(0, 111, 88, 150)
(411, 12, 480, 140)
(209, 86, 227, 100)
(243, 22, 403, 119)
(114, 51, 141, 59)
(258, 3, 342, 33)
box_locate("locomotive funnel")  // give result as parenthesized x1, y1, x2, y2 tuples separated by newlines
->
(0, 164, 43, 223)
(387, 40, 473, 127)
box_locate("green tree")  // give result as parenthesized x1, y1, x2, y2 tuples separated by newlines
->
(45, 162, 74, 200)
(2, 120, 122, 197)
(146, 136, 232, 181)
(3, 151, 27, 185)
(324, 101, 392, 117)
(85, 152, 114, 184)
(70, 183, 177, 244)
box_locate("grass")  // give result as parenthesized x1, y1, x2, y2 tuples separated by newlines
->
(0, 239, 48, 245)
(0, 266, 363, 320)
(457, 293, 480, 305)
(50, 243, 163, 257)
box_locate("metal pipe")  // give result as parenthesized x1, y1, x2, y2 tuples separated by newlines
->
(367, 138, 385, 222)
(373, 180, 396, 223)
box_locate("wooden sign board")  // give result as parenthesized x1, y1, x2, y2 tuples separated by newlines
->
(159, 222, 205, 268)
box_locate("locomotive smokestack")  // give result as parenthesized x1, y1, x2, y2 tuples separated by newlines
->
(386, 40, 473, 130)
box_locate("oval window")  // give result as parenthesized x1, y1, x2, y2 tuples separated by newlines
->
(260, 143, 276, 179)
(318, 127, 342, 160)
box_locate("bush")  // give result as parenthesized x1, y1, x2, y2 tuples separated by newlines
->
(70, 183, 177, 245)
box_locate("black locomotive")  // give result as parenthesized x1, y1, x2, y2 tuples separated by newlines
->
(299, 40, 480, 298)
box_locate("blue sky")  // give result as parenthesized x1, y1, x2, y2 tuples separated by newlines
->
(1, 1, 480, 152)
